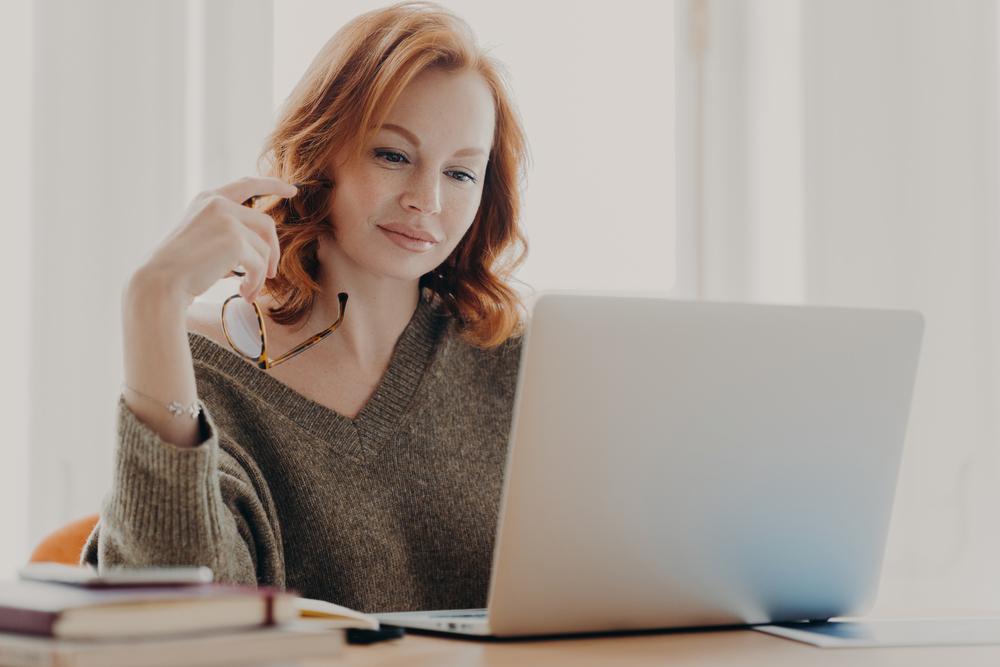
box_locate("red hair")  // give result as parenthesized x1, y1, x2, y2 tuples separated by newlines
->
(258, 1, 529, 348)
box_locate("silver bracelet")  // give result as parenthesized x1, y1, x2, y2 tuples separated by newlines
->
(121, 383, 203, 420)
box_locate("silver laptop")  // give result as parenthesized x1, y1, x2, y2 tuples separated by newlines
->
(376, 292, 924, 637)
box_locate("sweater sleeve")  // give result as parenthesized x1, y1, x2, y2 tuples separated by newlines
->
(80, 395, 286, 589)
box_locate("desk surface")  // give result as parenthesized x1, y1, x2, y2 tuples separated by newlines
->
(310, 627, 1000, 666)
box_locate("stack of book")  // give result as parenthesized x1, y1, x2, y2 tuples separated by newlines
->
(0, 563, 379, 667)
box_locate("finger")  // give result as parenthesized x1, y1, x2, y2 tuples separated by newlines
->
(237, 208, 281, 279)
(220, 212, 270, 290)
(237, 236, 270, 302)
(213, 197, 282, 279)
(216, 176, 298, 207)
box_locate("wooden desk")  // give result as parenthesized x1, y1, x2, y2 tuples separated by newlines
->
(310, 628, 1000, 666)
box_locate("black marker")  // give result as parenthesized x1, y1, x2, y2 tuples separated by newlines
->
(346, 626, 406, 644)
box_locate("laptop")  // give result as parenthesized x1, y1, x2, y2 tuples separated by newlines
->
(376, 292, 925, 637)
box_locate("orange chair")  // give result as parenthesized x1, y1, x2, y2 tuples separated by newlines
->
(29, 514, 100, 565)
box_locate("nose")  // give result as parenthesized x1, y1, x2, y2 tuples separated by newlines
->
(399, 168, 441, 216)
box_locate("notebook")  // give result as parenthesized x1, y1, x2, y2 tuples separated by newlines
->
(0, 622, 344, 667)
(0, 579, 295, 640)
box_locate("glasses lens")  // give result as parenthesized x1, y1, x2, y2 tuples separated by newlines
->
(222, 297, 263, 358)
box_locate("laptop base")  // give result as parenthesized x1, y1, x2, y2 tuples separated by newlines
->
(376, 609, 492, 636)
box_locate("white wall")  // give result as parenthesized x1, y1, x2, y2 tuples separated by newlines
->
(677, 0, 805, 303)
(273, 0, 677, 296)
(27, 0, 191, 555)
(802, 0, 1000, 614)
(0, 0, 34, 576)
(24, 0, 273, 560)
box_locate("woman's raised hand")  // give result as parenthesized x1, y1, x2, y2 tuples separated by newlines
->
(137, 176, 297, 307)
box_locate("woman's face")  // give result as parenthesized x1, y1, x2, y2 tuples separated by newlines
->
(321, 67, 495, 283)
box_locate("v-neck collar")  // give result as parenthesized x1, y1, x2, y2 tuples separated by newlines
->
(187, 294, 448, 455)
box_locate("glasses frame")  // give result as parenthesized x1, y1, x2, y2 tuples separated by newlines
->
(221, 291, 348, 370)
(240, 178, 332, 211)
(221, 178, 346, 370)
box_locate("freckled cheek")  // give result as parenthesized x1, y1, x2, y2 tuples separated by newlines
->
(329, 172, 391, 226)
(439, 204, 482, 252)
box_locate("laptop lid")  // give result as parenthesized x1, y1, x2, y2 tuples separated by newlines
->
(485, 293, 924, 637)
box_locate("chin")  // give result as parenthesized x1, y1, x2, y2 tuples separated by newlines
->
(365, 252, 442, 283)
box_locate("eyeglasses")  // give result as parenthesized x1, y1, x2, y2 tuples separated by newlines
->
(221, 179, 347, 370)
(240, 178, 332, 211)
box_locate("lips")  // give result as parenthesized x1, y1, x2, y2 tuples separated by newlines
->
(377, 223, 439, 244)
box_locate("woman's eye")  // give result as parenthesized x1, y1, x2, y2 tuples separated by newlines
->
(447, 170, 477, 184)
(374, 149, 477, 184)
(375, 149, 408, 164)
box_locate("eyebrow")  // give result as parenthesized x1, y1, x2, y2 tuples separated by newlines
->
(380, 123, 487, 158)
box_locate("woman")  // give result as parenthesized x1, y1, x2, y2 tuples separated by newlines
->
(83, 1, 529, 614)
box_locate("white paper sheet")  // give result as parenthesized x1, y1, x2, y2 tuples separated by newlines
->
(756, 618, 1000, 648)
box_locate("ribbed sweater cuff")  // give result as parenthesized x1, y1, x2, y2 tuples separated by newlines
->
(105, 395, 225, 559)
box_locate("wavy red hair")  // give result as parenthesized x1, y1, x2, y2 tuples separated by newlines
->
(257, 1, 529, 349)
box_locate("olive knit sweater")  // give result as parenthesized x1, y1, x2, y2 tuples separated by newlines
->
(82, 295, 523, 613)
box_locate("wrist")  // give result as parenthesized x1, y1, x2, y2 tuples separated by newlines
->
(125, 265, 192, 316)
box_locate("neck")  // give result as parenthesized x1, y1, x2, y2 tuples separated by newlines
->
(269, 248, 421, 374)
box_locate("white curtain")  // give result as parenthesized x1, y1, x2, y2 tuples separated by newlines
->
(677, 0, 1000, 613)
